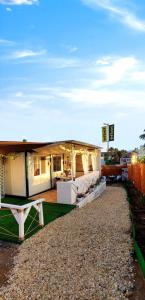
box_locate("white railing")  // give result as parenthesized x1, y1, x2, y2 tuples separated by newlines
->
(57, 171, 100, 205)
(0, 198, 44, 240)
(75, 171, 99, 195)
(76, 180, 106, 208)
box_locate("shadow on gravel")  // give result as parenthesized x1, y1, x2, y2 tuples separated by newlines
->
(0, 241, 18, 287)
(109, 181, 145, 299)
(130, 262, 145, 300)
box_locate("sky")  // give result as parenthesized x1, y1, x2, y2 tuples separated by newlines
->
(0, 0, 145, 150)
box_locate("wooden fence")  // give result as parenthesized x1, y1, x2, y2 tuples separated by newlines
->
(128, 163, 145, 195)
(101, 165, 126, 176)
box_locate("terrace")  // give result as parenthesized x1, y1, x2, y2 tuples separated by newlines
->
(0, 140, 103, 242)
(31, 189, 57, 203)
(0, 140, 101, 203)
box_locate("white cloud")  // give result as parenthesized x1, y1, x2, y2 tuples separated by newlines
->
(8, 100, 34, 109)
(5, 49, 80, 68)
(81, 0, 145, 32)
(15, 91, 24, 97)
(6, 6, 12, 11)
(116, 112, 128, 118)
(58, 88, 145, 111)
(61, 44, 78, 54)
(10, 49, 46, 59)
(96, 56, 112, 65)
(45, 57, 80, 69)
(32, 85, 145, 111)
(69, 46, 78, 53)
(6, 53, 144, 110)
(2, 54, 145, 113)
(131, 71, 145, 82)
(0, 38, 14, 45)
(92, 56, 137, 87)
(0, 0, 38, 5)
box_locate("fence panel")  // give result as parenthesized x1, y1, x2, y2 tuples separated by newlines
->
(128, 165, 131, 180)
(101, 165, 126, 176)
(128, 163, 145, 195)
(141, 164, 145, 195)
(134, 164, 141, 191)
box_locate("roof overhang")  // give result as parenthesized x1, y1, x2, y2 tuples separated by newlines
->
(0, 141, 50, 155)
(0, 140, 101, 155)
(34, 140, 101, 155)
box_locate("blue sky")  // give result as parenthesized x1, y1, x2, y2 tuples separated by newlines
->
(0, 0, 145, 150)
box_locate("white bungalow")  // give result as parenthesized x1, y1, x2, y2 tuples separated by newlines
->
(0, 140, 102, 205)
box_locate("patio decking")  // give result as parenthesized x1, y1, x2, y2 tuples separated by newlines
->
(30, 189, 57, 203)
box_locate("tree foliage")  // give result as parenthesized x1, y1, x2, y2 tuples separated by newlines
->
(139, 129, 145, 140)
(104, 147, 128, 165)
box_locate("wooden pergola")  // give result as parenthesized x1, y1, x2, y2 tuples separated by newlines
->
(33, 141, 100, 179)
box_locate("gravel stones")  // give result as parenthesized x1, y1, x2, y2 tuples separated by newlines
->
(0, 186, 134, 300)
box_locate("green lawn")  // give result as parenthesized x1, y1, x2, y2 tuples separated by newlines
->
(0, 197, 76, 243)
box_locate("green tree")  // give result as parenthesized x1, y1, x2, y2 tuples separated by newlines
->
(139, 129, 145, 140)
(104, 147, 128, 165)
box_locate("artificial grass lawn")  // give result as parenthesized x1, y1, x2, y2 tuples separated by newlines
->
(0, 197, 76, 243)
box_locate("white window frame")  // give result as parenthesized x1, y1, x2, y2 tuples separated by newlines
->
(52, 155, 62, 172)
(33, 156, 47, 177)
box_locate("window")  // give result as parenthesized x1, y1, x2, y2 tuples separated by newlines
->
(34, 157, 40, 176)
(34, 156, 46, 176)
(53, 156, 61, 172)
(41, 157, 46, 174)
(88, 154, 93, 171)
(76, 154, 83, 172)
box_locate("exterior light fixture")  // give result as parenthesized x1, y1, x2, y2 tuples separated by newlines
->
(131, 153, 138, 164)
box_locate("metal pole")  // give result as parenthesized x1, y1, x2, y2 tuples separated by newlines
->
(107, 124, 109, 151)
(104, 123, 109, 152)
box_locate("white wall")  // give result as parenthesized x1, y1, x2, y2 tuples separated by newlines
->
(28, 154, 52, 197)
(57, 171, 100, 204)
(97, 150, 101, 174)
(5, 153, 26, 197)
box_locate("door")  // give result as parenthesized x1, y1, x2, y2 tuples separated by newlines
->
(76, 154, 84, 177)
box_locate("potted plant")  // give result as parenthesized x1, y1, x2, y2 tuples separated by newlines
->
(76, 193, 84, 202)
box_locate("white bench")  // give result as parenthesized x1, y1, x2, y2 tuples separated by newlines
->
(0, 198, 44, 240)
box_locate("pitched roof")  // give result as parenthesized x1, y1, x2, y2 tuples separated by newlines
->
(59, 140, 100, 149)
(0, 140, 101, 154)
(0, 141, 50, 154)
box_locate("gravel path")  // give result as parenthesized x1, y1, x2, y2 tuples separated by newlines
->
(0, 186, 134, 300)
(0, 241, 18, 288)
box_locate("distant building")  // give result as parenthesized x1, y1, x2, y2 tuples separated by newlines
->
(120, 157, 131, 165)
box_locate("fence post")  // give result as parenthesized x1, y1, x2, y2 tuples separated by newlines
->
(38, 203, 44, 227)
(19, 209, 25, 240)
